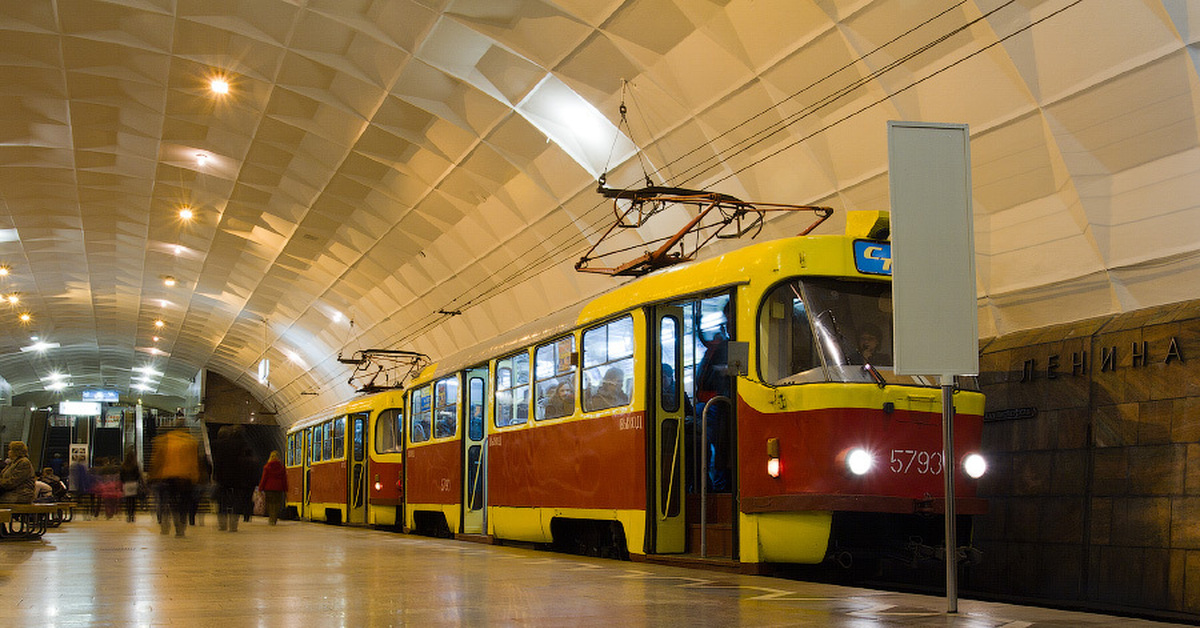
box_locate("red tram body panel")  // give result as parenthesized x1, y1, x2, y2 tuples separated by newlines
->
(487, 412, 645, 510)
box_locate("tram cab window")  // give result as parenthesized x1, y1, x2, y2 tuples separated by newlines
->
(582, 316, 635, 412)
(411, 386, 432, 443)
(374, 408, 403, 454)
(434, 376, 459, 438)
(495, 352, 530, 428)
(535, 336, 576, 420)
(758, 278, 977, 390)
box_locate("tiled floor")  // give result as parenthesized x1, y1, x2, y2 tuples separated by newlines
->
(0, 515, 1187, 626)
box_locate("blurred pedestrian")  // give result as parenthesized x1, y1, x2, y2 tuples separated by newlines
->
(258, 451, 287, 525)
(149, 421, 200, 537)
(119, 447, 143, 523)
(212, 425, 255, 531)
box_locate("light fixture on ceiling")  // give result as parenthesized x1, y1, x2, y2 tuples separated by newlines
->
(20, 340, 59, 353)
(209, 77, 230, 95)
(0, 266, 10, 276)
(173, 244, 184, 255)
(195, 153, 209, 167)
(133, 365, 163, 376)
(6, 293, 18, 304)
(19, 313, 31, 323)
(154, 319, 165, 329)
(152, 335, 160, 342)
(163, 276, 177, 287)
(179, 207, 194, 220)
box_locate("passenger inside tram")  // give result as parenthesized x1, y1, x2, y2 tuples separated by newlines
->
(587, 367, 629, 409)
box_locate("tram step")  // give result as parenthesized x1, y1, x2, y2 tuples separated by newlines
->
(687, 522, 733, 558)
(685, 493, 734, 524)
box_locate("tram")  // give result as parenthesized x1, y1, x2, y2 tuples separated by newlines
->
(283, 214, 987, 568)
(284, 389, 405, 526)
(388, 213, 987, 569)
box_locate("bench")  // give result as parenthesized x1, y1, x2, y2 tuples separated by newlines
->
(1, 503, 57, 539)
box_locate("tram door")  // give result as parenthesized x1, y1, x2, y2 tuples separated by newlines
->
(461, 367, 488, 535)
(651, 307, 686, 553)
(347, 413, 368, 524)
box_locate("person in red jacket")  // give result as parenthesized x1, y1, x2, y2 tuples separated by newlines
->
(257, 451, 288, 525)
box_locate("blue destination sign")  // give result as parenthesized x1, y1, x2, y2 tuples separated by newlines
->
(853, 240, 892, 276)
(81, 389, 119, 402)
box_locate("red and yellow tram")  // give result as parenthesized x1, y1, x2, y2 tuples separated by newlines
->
(287, 217, 987, 570)
(285, 389, 405, 526)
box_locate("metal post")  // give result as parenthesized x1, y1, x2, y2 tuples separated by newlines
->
(941, 375, 958, 613)
(700, 400, 709, 558)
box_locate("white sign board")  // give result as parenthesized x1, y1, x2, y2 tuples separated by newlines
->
(887, 121, 979, 378)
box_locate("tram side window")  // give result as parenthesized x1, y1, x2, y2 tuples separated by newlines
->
(323, 422, 333, 460)
(495, 352, 530, 428)
(582, 316, 635, 412)
(375, 408, 403, 454)
(535, 336, 576, 420)
(309, 427, 320, 464)
(411, 385, 432, 443)
(434, 376, 459, 438)
(331, 417, 345, 459)
(758, 282, 821, 384)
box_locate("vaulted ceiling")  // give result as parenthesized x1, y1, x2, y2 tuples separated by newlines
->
(0, 0, 1196, 426)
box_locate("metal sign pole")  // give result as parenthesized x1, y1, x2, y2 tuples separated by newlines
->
(942, 374, 957, 613)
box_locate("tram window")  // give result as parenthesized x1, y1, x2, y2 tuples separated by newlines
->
(582, 316, 635, 412)
(434, 376, 459, 438)
(375, 408, 403, 454)
(468, 378, 485, 441)
(309, 427, 319, 464)
(331, 417, 345, 459)
(759, 282, 821, 385)
(535, 336, 576, 420)
(494, 352, 530, 428)
(411, 385, 432, 443)
(323, 422, 334, 460)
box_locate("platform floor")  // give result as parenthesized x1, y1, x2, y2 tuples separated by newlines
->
(0, 515, 1187, 627)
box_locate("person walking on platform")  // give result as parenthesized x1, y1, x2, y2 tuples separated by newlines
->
(258, 451, 287, 525)
(150, 422, 200, 537)
(119, 447, 143, 523)
(0, 441, 35, 503)
(212, 425, 255, 531)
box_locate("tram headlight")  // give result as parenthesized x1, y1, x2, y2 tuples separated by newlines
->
(374, 481, 383, 492)
(845, 448, 873, 476)
(962, 453, 987, 479)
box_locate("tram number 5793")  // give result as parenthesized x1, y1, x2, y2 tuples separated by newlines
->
(889, 449, 944, 475)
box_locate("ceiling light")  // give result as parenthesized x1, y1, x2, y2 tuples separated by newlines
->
(154, 319, 165, 328)
(40, 372, 67, 382)
(19, 313, 31, 322)
(152, 335, 160, 342)
(209, 78, 230, 95)
(6, 293, 18, 304)
(163, 276, 177, 287)
(46, 381, 69, 391)
(179, 207, 194, 220)
(195, 153, 209, 166)
(0, 266, 9, 276)
(132, 383, 152, 392)
(21, 340, 59, 353)
(133, 366, 163, 376)
(173, 244, 184, 255)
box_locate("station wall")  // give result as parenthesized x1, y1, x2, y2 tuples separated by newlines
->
(969, 299, 1200, 619)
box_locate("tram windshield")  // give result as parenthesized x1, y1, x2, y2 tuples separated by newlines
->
(758, 277, 978, 390)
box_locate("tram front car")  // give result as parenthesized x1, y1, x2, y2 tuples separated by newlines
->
(736, 214, 986, 569)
